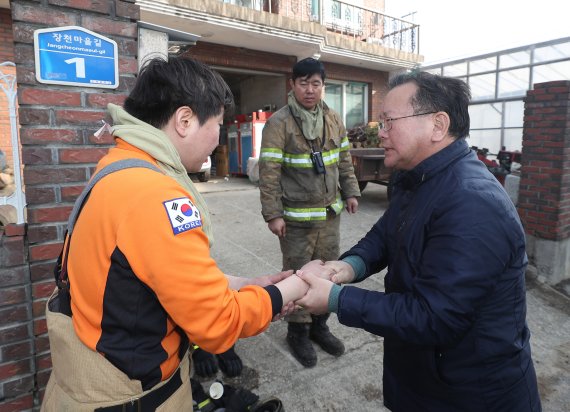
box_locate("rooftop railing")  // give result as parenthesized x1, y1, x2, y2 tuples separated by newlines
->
(218, 0, 420, 54)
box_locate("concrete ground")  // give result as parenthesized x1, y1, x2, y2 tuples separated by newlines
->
(192, 175, 570, 412)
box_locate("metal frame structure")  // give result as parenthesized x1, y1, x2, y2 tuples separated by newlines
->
(0, 62, 26, 224)
(423, 37, 570, 155)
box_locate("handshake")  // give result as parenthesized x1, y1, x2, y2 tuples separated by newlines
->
(297, 259, 356, 284)
(248, 260, 357, 320)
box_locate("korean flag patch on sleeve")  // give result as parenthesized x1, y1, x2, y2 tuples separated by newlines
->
(163, 197, 202, 235)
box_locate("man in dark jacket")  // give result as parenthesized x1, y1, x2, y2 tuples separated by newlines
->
(296, 71, 541, 411)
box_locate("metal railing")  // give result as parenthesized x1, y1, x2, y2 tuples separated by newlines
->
(0, 62, 26, 224)
(217, 0, 420, 54)
(219, 0, 265, 11)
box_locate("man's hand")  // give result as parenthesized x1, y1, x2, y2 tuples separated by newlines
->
(224, 271, 299, 321)
(226, 270, 294, 290)
(273, 301, 295, 321)
(324, 260, 356, 284)
(295, 270, 333, 315)
(300, 259, 336, 280)
(345, 197, 358, 214)
(250, 271, 299, 321)
(252, 270, 294, 287)
(268, 217, 286, 237)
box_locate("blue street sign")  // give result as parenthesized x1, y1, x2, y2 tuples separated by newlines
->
(34, 26, 119, 89)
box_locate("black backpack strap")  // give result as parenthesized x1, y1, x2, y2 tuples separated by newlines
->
(67, 159, 162, 234)
(54, 159, 162, 313)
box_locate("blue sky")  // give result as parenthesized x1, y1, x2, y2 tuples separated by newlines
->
(385, 0, 570, 64)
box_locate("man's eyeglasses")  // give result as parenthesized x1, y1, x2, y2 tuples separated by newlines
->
(378, 112, 436, 132)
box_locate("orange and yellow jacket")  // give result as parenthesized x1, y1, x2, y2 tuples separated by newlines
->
(68, 139, 280, 390)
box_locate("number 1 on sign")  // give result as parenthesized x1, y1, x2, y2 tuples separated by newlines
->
(64, 57, 86, 78)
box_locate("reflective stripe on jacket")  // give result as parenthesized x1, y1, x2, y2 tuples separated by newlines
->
(260, 143, 347, 168)
(259, 103, 360, 226)
(283, 195, 344, 222)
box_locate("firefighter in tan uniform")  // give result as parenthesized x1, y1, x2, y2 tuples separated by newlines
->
(258, 58, 361, 367)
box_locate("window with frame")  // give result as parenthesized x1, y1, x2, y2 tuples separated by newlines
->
(324, 80, 368, 129)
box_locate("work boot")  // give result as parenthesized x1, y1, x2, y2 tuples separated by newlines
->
(286, 322, 317, 367)
(309, 314, 345, 357)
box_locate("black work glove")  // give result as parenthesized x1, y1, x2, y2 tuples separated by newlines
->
(216, 345, 243, 377)
(225, 387, 260, 412)
(193, 347, 218, 377)
(190, 378, 208, 404)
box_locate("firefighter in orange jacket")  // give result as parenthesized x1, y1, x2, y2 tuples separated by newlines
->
(42, 57, 317, 411)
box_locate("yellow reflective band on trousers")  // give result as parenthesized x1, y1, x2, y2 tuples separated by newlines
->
(284, 207, 327, 222)
(283, 196, 344, 222)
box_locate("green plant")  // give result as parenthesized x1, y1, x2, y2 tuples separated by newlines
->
(364, 124, 379, 147)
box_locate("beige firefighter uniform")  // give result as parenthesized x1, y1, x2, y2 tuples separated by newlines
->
(42, 289, 192, 411)
(259, 102, 360, 322)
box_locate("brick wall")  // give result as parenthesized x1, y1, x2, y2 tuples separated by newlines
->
(0, 8, 14, 62)
(0, 223, 32, 412)
(518, 81, 570, 241)
(0, 8, 15, 169)
(278, 0, 312, 21)
(189, 41, 296, 75)
(0, 1, 140, 409)
(363, 0, 383, 10)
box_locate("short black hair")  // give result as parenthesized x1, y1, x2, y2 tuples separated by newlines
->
(389, 71, 471, 139)
(124, 56, 234, 129)
(292, 57, 326, 82)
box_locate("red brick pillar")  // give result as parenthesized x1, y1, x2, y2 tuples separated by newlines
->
(0, 224, 32, 411)
(518, 80, 570, 285)
(5, 1, 140, 409)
